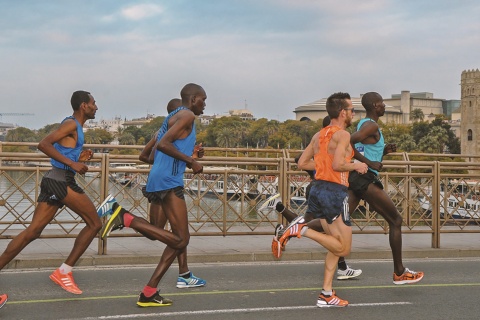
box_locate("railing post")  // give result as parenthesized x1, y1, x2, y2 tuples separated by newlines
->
(99, 153, 109, 255)
(432, 161, 440, 248)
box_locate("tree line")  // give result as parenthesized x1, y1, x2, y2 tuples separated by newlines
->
(4, 113, 460, 154)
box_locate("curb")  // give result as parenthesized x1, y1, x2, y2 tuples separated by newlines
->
(5, 248, 480, 270)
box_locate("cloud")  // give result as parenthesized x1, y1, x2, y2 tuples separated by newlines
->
(120, 3, 164, 21)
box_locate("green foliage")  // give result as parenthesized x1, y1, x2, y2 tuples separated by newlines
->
(84, 128, 114, 144)
(6, 127, 37, 142)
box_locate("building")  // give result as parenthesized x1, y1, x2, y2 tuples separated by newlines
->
(123, 114, 156, 128)
(198, 109, 256, 125)
(294, 91, 454, 125)
(293, 96, 402, 123)
(85, 116, 124, 133)
(460, 69, 480, 157)
(0, 122, 15, 141)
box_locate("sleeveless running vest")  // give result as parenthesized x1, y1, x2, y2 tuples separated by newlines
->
(146, 106, 196, 192)
(50, 116, 84, 172)
(314, 125, 354, 187)
(354, 118, 384, 174)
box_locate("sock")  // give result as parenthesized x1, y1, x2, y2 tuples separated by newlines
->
(300, 226, 308, 236)
(142, 285, 157, 297)
(123, 212, 134, 228)
(322, 289, 333, 297)
(179, 271, 191, 279)
(59, 263, 72, 274)
(338, 260, 347, 270)
(275, 202, 285, 213)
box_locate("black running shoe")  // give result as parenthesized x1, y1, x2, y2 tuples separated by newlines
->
(101, 202, 126, 239)
(137, 291, 173, 307)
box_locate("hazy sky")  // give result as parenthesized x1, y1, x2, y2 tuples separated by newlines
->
(1, 0, 479, 129)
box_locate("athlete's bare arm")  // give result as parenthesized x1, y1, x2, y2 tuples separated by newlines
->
(37, 119, 89, 174)
(157, 110, 202, 174)
(297, 132, 318, 171)
(331, 130, 368, 174)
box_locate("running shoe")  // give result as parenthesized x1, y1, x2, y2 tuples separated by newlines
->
(100, 202, 125, 239)
(317, 290, 348, 307)
(271, 223, 284, 258)
(337, 265, 363, 280)
(49, 268, 82, 294)
(259, 193, 281, 212)
(393, 267, 424, 285)
(277, 215, 307, 250)
(96, 194, 118, 217)
(137, 291, 173, 307)
(176, 273, 206, 288)
(0, 294, 7, 309)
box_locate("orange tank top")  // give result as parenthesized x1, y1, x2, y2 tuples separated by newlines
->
(314, 125, 354, 187)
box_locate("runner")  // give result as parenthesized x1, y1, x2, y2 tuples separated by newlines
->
(348, 91, 424, 285)
(0, 91, 102, 295)
(276, 92, 368, 307)
(100, 83, 207, 307)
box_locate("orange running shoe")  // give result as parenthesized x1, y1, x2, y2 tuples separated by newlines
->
(277, 216, 306, 250)
(317, 290, 348, 307)
(271, 224, 284, 258)
(49, 268, 83, 294)
(393, 267, 424, 285)
(0, 294, 7, 309)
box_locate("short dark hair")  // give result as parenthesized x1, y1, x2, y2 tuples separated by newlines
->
(326, 92, 351, 119)
(322, 115, 331, 128)
(166, 98, 182, 114)
(71, 91, 91, 111)
(180, 83, 204, 101)
(361, 92, 382, 111)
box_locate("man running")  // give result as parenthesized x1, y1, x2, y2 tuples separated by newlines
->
(276, 92, 368, 307)
(137, 97, 206, 289)
(268, 116, 362, 280)
(100, 83, 207, 307)
(0, 91, 102, 294)
(348, 91, 424, 285)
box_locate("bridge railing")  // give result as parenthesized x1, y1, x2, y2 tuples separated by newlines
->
(1, 142, 480, 254)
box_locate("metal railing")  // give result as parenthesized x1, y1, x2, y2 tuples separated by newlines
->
(1, 142, 480, 254)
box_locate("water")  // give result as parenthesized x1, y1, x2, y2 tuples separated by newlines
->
(0, 170, 278, 234)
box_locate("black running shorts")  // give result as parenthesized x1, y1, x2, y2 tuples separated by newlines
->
(37, 168, 84, 207)
(142, 186, 184, 204)
(348, 170, 384, 199)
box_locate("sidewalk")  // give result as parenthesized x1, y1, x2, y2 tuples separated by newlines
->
(2, 231, 480, 270)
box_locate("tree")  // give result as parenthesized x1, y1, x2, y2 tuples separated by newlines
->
(6, 127, 37, 142)
(418, 126, 449, 153)
(84, 128, 113, 144)
(118, 132, 136, 145)
(410, 108, 425, 122)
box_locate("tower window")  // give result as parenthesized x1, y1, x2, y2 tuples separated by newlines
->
(468, 129, 473, 141)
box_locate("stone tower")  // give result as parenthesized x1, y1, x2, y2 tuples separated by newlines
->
(460, 69, 480, 157)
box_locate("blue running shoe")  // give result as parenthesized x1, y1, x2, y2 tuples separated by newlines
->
(176, 273, 206, 288)
(97, 194, 118, 217)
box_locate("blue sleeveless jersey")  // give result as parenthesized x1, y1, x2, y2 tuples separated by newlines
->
(146, 107, 196, 192)
(354, 118, 384, 175)
(50, 116, 84, 172)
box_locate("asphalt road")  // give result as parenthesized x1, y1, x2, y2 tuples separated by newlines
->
(1, 258, 479, 319)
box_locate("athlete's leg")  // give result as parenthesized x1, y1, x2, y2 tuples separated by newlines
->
(61, 188, 102, 267)
(362, 185, 404, 275)
(303, 218, 352, 291)
(149, 203, 189, 274)
(0, 203, 58, 270)
(144, 192, 190, 288)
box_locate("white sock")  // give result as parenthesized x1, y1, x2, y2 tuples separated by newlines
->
(59, 263, 73, 274)
(300, 226, 309, 236)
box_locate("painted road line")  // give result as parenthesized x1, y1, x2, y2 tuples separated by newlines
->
(6, 282, 480, 305)
(68, 302, 412, 320)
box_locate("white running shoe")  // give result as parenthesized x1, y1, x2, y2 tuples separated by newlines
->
(259, 194, 281, 212)
(337, 265, 362, 280)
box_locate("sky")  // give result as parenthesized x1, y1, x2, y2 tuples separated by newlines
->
(1, 0, 479, 129)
